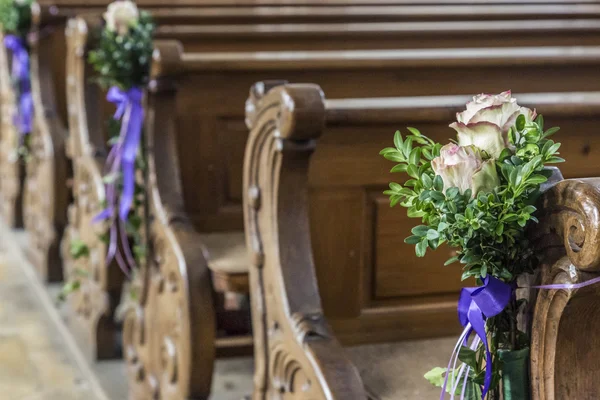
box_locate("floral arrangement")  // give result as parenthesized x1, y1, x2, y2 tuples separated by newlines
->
(1, 0, 33, 156)
(381, 91, 564, 399)
(86, 0, 154, 273)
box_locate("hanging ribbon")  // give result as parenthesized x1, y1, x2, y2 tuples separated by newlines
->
(4, 34, 32, 135)
(94, 86, 144, 272)
(441, 276, 512, 399)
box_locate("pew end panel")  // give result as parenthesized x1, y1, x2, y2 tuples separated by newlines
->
(0, 30, 25, 229)
(244, 82, 366, 399)
(60, 15, 125, 360)
(22, 3, 73, 283)
(530, 178, 600, 400)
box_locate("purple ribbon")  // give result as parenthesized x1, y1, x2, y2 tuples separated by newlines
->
(441, 276, 512, 399)
(94, 86, 144, 272)
(441, 269, 600, 399)
(4, 35, 32, 135)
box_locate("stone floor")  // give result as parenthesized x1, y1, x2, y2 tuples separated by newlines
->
(0, 219, 458, 399)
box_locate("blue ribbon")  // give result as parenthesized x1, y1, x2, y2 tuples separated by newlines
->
(94, 86, 143, 271)
(441, 276, 512, 399)
(4, 35, 32, 135)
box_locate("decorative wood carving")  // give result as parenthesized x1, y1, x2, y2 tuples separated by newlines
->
(0, 30, 24, 228)
(60, 17, 124, 360)
(22, 4, 70, 282)
(243, 81, 364, 399)
(123, 42, 216, 400)
(530, 177, 600, 400)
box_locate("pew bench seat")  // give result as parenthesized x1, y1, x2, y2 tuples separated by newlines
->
(199, 232, 250, 293)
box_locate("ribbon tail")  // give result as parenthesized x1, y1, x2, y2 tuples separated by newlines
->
(440, 324, 472, 400)
(468, 303, 492, 398)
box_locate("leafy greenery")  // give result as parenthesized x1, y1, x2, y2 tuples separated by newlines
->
(87, 11, 154, 90)
(70, 239, 90, 259)
(0, 0, 33, 38)
(381, 114, 562, 281)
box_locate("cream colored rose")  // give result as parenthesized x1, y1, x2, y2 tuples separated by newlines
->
(104, 0, 139, 36)
(432, 143, 499, 196)
(450, 91, 536, 158)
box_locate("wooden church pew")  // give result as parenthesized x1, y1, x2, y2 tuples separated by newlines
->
(243, 82, 600, 399)
(19, 1, 600, 284)
(51, 10, 600, 362)
(127, 42, 600, 399)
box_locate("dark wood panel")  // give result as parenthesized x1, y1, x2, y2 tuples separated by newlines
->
(373, 193, 463, 298)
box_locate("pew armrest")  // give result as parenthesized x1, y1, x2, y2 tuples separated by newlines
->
(243, 81, 365, 399)
(530, 177, 600, 399)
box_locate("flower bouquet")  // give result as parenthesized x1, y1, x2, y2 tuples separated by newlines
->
(87, 0, 154, 274)
(381, 91, 565, 399)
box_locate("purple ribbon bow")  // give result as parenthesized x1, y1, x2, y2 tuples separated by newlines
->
(4, 35, 32, 135)
(94, 86, 144, 272)
(442, 276, 512, 399)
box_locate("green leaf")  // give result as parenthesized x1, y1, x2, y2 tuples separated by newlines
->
(498, 148, 512, 162)
(424, 367, 448, 387)
(70, 239, 90, 259)
(542, 126, 560, 138)
(458, 346, 478, 369)
(407, 164, 419, 178)
(547, 156, 565, 163)
(390, 164, 408, 173)
(421, 173, 433, 189)
(412, 225, 430, 237)
(405, 235, 422, 245)
(548, 142, 561, 155)
(407, 207, 425, 218)
(444, 256, 459, 266)
(535, 114, 544, 130)
(393, 131, 403, 150)
(426, 229, 440, 241)
(527, 174, 548, 185)
(416, 240, 428, 257)
(409, 147, 422, 166)
(516, 114, 526, 131)
(407, 127, 422, 137)
(433, 175, 444, 192)
(430, 191, 445, 202)
(446, 187, 459, 199)
(403, 136, 414, 158)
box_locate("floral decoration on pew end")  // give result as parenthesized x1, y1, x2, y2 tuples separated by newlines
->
(1, 0, 34, 161)
(70, 1, 154, 285)
(381, 91, 564, 399)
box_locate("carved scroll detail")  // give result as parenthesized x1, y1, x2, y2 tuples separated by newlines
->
(124, 46, 216, 399)
(530, 178, 600, 400)
(60, 17, 123, 360)
(243, 82, 365, 399)
(0, 30, 24, 228)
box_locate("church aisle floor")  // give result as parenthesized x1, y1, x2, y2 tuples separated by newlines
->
(0, 223, 102, 400)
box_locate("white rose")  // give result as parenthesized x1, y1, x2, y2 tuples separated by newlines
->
(450, 91, 536, 158)
(104, 0, 139, 36)
(431, 143, 499, 196)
